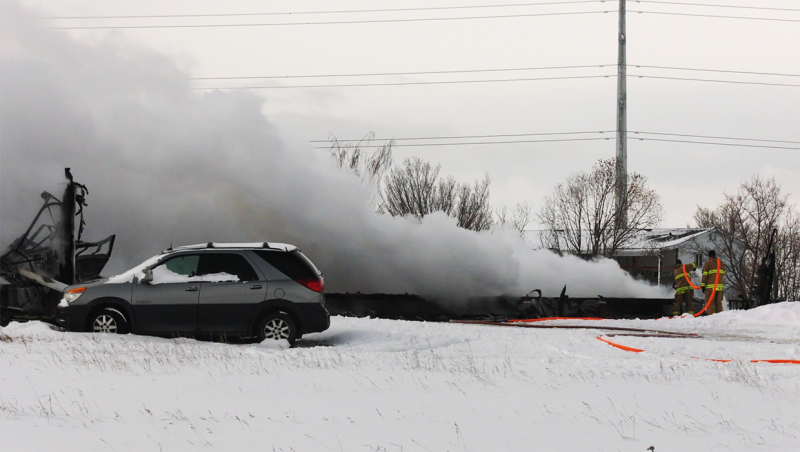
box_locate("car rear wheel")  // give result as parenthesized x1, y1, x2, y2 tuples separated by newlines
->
(257, 312, 297, 345)
(89, 308, 129, 334)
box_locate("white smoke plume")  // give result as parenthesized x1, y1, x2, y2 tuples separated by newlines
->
(0, 2, 668, 301)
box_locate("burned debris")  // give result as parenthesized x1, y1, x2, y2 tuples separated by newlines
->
(324, 287, 673, 322)
(1, 169, 114, 324)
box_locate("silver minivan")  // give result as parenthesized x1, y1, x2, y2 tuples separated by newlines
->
(56, 242, 329, 345)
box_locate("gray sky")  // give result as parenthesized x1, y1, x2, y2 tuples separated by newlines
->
(14, 0, 800, 226)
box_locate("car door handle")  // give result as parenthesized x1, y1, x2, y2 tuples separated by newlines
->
(185, 286, 199, 292)
(250, 284, 263, 290)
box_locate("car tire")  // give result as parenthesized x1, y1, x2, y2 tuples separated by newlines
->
(88, 308, 129, 334)
(257, 312, 297, 345)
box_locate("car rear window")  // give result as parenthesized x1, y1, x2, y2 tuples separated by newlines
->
(203, 253, 259, 281)
(254, 250, 319, 280)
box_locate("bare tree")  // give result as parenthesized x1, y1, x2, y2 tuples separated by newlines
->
(695, 176, 800, 301)
(454, 175, 493, 231)
(380, 157, 493, 231)
(495, 200, 534, 236)
(327, 133, 393, 208)
(328, 135, 495, 232)
(381, 156, 449, 217)
(538, 158, 663, 257)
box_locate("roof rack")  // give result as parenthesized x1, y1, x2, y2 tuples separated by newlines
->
(262, 242, 283, 250)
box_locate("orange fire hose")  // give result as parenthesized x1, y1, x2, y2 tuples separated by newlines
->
(596, 336, 800, 365)
(682, 264, 703, 290)
(596, 336, 645, 352)
(693, 259, 721, 317)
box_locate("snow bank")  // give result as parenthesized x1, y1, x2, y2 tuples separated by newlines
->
(0, 320, 62, 338)
(710, 301, 800, 325)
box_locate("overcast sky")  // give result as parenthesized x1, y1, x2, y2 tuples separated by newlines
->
(14, 0, 800, 227)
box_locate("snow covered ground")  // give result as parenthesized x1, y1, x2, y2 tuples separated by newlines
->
(2, 303, 799, 451)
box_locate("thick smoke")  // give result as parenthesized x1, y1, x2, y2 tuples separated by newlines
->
(0, 2, 668, 301)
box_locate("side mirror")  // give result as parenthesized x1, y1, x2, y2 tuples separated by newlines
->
(139, 269, 154, 284)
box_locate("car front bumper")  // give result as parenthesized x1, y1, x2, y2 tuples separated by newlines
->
(55, 304, 89, 332)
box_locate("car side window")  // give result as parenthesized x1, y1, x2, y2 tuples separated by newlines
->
(151, 255, 200, 284)
(201, 253, 259, 282)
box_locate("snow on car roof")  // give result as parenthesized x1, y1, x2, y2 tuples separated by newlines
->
(170, 242, 297, 252)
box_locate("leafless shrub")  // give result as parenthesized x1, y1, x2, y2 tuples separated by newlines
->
(379, 157, 493, 232)
(538, 158, 663, 257)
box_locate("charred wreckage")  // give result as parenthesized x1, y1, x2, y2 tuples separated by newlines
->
(1, 169, 114, 325)
(0, 170, 778, 328)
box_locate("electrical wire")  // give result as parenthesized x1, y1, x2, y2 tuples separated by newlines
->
(190, 64, 800, 81)
(194, 73, 800, 89)
(629, 74, 800, 87)
(41, 1, 605, 20)
(631, 131, 800, 145)
(630, 10, 800, 22)
(191, 64, 613, 80)
(637, 1, 800, 13)
(314, 130, 616, 143)
(314, 137, 613, 148)
(43, 10, 611, 30)
(192, 74, 614, 89)
(315, 137, 800, 150)
(630, 65, 800, 78)
(316, 131, 800, 149)
(631, 137, 800, 150)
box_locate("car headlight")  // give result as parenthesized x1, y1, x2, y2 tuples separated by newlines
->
(62, 287, 86, 304)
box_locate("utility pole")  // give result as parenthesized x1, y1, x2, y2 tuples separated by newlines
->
(615, 0, 628, 226)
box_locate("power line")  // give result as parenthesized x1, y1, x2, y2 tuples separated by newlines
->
(192, 74, 614, 89)
(42, 1, 604, 20)
(629, 74, 800, 87)
(315, 137, 613, 148)
(318, 130, 800, 146)
(631, 65, 800, 78)
(315, 130, 616, 143)
(194, 73, 800, 89)
(43, 10, 611, 30)
(631, 131, 800, 145)
(316, 136, 800, 150)
(637, 1, 800, 13)
(630, 10, 800, 22)
(191, 64, 800, 81)
(191, 64, 613, 80)
(40, 1, 800, 21)
(631, 137, 800, 150)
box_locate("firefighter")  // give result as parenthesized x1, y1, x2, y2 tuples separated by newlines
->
(701, 250, 726, 315)
(672, 259, 696, 315)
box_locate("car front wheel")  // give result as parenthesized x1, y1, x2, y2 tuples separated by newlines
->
(89, 308, 129, 334)
(257, 312, 297, 345)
